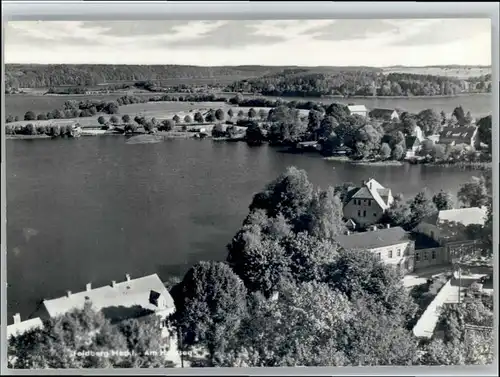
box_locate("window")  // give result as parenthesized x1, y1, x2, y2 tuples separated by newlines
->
(388, 250, 393, 258)
(376, 252, 381, 260)
(432, 250, 436, 260)
(374, 213, 377, 216)
(415, 252, 420, 262)
(423, 252, 428, 260)
(397, 248, 401, 257)
(368, 200, 371, 206)
(358, 210, 361, 216)
(363, 210, 366, 217)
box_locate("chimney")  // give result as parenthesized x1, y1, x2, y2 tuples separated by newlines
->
(13, 313, 21, 324)
(66, 290, 72, 298)
(111, 280, 117, 288)
(86, 283, 92, 291)
(125, 273, 131, 282)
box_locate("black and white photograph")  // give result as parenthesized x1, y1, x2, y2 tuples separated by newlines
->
(3, 17, 495, 369)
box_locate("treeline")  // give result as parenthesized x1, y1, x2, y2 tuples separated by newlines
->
(5, 123, 80, 138)
(4, 64, 285, 89)
(225, 70, 491, 97)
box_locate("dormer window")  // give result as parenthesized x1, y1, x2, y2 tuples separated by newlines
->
(149, 290, 164, 308)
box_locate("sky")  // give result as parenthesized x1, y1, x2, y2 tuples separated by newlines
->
(4, 19, 492, 66)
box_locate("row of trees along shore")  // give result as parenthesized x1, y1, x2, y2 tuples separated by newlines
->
(8, 167, 493, 368)
(5, 97, 493, 165)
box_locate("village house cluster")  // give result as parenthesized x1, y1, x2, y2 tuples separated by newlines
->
(346, 105, 481, 159)
(335, 177, 487, 275)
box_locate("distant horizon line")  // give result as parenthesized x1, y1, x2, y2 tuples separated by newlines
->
(5, 63, 492, 69)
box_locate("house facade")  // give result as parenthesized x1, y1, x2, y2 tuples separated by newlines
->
(347, 105, 369, 118)
(369, 108, 400, 121)
(343, 178, 394, 228)
(438, 126, 480, 149)
(335, 226, 415, 274)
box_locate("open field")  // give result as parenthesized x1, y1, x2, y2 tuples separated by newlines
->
(4, 101, 290, 128)
(5, 93, 153, 118)
(382, 66, 491, 79)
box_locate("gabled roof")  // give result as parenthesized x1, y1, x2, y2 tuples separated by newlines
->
(347, 105, 368, 113)
(439, 126, 477, 143)
(369, 108, 398, 119)
(437, 207, 487, 227)
(7, 317, 44, 338)
(42, 274, 175, 319)
(335, 227, 410, 250)
(347, 178, 391, 210)
(405, 136, 420, 149)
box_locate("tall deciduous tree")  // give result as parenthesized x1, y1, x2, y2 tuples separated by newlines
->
(172, 261, 248, 362)
(432, 190, 454, 210)
(416, 109, 442, 136)
(249, 166, 314, 222)
(457, 176, 488, 208)
(194, 112, 204, 123)
(215, 109, 225, 122)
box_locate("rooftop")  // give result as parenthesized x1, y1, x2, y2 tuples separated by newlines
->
(347, 178, 392, 209)
(405, 135, 420, 149)
(437, 207, 487, 227)
(7, 317, 43, 338)
(439, 126, 477, 142)
(335, 226, 410, 250)
(42, 273, 175, 320)
(347, 105, 368, 113)
(369, 108, 397, 118)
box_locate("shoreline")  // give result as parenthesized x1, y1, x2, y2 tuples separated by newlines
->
(6, 134, 490, 169)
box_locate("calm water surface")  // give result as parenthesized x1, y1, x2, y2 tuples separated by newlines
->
(6, 137, 484, 321)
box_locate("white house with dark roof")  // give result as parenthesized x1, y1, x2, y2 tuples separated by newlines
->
(334, 226, 415, 273)
(41, 273, 176, 341)
(347, 105, 368, 118)
(342, 178, 394, 228)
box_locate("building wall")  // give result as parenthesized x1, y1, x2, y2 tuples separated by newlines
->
(370, 241, 415, 273)
(413, 247, 448, 270)
(344, 198, 385, 228)
(414, 222, 442, 243)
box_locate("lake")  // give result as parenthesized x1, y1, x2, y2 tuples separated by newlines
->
(6, 137, 484, 322)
